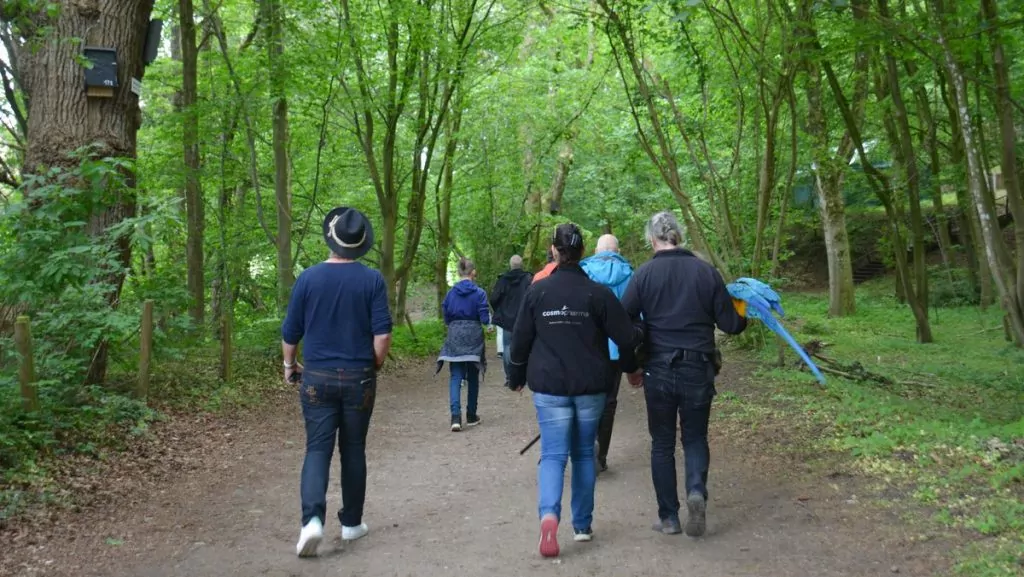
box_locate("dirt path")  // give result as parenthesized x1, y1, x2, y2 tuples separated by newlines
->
(3, 348, 950, 577)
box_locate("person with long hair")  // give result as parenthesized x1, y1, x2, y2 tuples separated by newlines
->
(507, 223, 643, 557)
(436, 257, 490, 432)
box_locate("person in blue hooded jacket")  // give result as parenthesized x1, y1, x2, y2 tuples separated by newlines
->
(436, 257, 491, 432)
(580, 234, 634, 472)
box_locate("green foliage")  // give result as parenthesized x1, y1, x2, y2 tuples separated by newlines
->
(0, 152, 182, 518)
(727, 282, 1024, 575)
(928, 265, 981, 308)
(390, 319, 446, 360)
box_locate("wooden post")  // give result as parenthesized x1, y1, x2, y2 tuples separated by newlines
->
(14, 315, 39, 412)
(138, 300, 154, 399)
(219, 304, 232, 382)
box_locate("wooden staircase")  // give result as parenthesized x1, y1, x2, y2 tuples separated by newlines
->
(852, 257, 887, 284)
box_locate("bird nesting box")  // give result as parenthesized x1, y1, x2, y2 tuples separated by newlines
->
(83, 47, 118, 98)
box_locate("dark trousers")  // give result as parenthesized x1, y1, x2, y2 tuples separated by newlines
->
(643, 358, 716, 522)
(596, 361, 622, 464)
(298, 367, 376, 528)
(448, 361, 479, 417)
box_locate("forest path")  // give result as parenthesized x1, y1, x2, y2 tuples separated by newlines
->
(3, 346, 950, 577)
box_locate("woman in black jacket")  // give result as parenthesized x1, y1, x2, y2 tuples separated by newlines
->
(507, 223, 643, 558)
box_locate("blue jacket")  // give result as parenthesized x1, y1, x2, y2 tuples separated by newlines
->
(581, 251, 633, 360)
(281, 262, 393, 370)
(443, 279, 490, 325)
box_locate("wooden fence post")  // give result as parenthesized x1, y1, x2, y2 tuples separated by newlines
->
(138, 300, 154, 400)
(14, 315, 39, 412)
(219, 305, 232, 382)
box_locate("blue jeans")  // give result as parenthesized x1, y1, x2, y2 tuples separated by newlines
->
(449, 362, 479, 417)
(298, 367, 376, 528)
(643, 359, 716, 522)
(533, 392, 606, 531)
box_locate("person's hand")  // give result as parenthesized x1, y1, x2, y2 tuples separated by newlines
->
(284, 362, 304, 384)
(627, 370, 644, 388)
(486, 325, 496, 334)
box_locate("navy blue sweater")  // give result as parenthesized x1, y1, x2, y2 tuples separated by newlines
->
(442, 280, 490, 325)
(281, 262, 393, 370)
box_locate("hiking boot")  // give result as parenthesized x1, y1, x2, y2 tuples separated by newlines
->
(573, 527, 593, 542)
(450, 415, 462, 432)
(685, 493, 707, 537)
(342, 522, 368, 541)
(296, 517, 323, 557)
(466, 413, 481, 427)
(538, 515, 559, 557)
(652, 517, 682, 535)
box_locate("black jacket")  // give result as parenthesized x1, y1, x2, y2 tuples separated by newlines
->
(622, 248, 746, 355)
(489, 268, 533, 330)
(508, 264, 642, 396)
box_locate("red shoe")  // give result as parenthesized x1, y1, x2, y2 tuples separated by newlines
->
(538, 515, 559, 558)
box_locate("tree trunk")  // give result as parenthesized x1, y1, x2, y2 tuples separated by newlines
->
(13, 0, 155, 384)
(548, 139, 574, 215)
(934, 3, 1024, 344)
(816, 172, 857, 316)
(180, 0, 204, 327)
(434, 95, 463, 319)
(792, 0, 857, 316)
(753, 75, 787, 277)
(521, 128, 544, 270)
(266, 0, 292, 311)
(939, 68, 990, 302)
(904, 61, 953, 264)
(980, 0, 1024, 331)
(771, 84, 799, 279)
(877, 0, 932, 341)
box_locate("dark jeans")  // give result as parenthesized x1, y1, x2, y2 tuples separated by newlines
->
(596, 362, 622, 463)
(643, 357, 716, 522)
(298, 367, 376, 528)
(449, 361, 479, 417)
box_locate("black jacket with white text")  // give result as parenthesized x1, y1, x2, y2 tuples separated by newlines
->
(508, 264, 642, 397)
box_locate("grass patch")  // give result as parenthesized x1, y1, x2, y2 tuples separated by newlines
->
(720, 278, 1024, 576)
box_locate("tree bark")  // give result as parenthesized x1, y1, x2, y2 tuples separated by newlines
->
(771, 83, 799, 279)
(10, 0, 155, 384)
(180, 0, 204, 327)
(434, 90, 463, 319)
(753, 74, 789, 277)
(791, 0, 857, 316)
(980, 0, 1024, 330)
(904, 60, 953, 265)
(877, 0, 932, 342)
(939, 67, 990, 302)
(933, 0, 1024, 345)
(265, 0, 292, 312)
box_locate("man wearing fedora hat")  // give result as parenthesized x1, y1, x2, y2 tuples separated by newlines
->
(281, 206, 393, 558)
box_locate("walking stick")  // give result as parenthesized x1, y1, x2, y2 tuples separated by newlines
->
(520, 433, 541, 455)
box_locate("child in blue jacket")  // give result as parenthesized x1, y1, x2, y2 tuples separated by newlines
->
(437, 257, 490, 431)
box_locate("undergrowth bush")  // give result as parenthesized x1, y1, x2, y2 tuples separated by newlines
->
(728, 281, 1024, 576)
(928, 265, 981, 308)
(0, 152, 177, 516)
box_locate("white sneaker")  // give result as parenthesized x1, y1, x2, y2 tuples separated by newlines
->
(296, 518, 323, 557)
(342, 522, 369, 541)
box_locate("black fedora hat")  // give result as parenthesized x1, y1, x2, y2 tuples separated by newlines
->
(323, 206, 374, 260)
